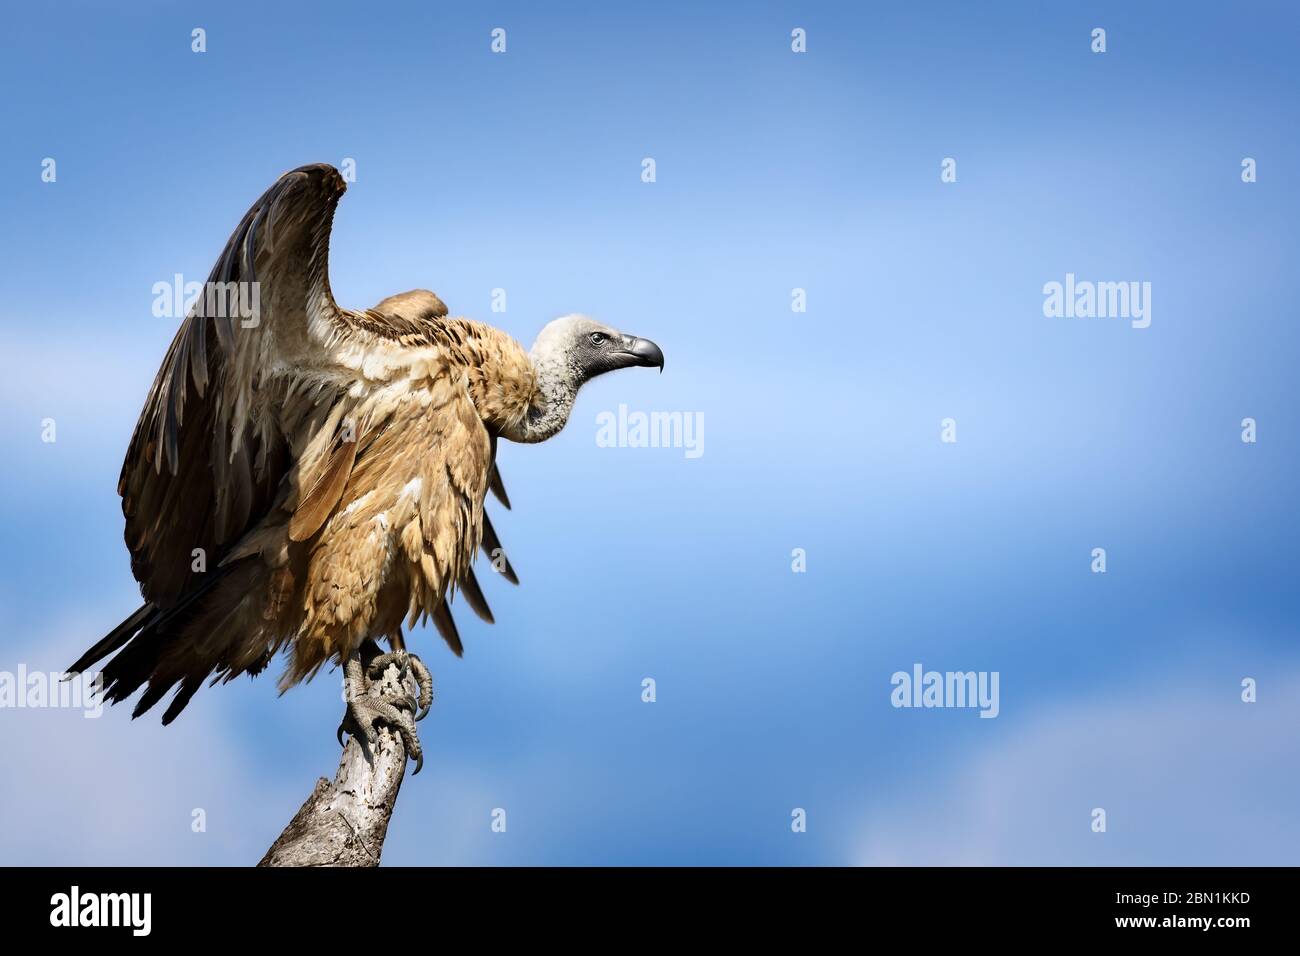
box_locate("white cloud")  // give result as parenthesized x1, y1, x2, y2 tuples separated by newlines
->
(0, 606, 291, 865)
(854, 667, 1300, 865)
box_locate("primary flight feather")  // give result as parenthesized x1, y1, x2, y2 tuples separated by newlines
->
(69, 164, 663, 764)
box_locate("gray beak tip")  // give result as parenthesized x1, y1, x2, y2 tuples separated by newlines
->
(622, 336, 665, 372)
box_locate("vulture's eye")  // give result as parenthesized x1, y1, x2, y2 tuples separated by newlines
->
(589, 332, 607, 346)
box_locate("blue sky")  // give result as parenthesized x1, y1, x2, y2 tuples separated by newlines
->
(1, 0, 1299, 864)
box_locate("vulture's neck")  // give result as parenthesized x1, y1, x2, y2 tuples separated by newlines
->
(504, 349, 578, 444)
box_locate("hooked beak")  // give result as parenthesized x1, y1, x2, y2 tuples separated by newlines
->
(617, 335, 665, 372)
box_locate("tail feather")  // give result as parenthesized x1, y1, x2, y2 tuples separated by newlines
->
(66, 603, 154, 675)
(161, 674, 204, 725)
(70, 561, 239, 721)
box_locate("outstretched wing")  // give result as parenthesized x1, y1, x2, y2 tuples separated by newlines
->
(76, 165, 524, 718)
(119, 164, 355, 608)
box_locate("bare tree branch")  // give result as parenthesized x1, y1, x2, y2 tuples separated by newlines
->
(257, 654, 410, 867)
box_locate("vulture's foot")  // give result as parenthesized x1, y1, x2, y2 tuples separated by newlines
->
(337, 650, 424, 774)
(366, 650, 432, 719)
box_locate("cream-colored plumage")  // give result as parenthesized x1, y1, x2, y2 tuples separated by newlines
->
(71, 164, 663, 726)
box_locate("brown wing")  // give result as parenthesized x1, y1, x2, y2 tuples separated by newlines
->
(119, 164, 355, 608)
(71, 165, 360, 685)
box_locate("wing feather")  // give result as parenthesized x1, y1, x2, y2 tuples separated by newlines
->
(119, 164, 353, 606)
(459, 566, 494, 624)
(480, 511, 519, 585)
(431, 601, 464, 657)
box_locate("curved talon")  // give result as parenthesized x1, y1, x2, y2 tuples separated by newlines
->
(390, 707, 421, 769)
(409, 654, 434, 721)
(336, 722, 346, 747)
(341, 709, 376, 764)
(357, 729, 375, 764)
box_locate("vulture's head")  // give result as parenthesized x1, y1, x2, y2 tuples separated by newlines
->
(510, 314, 664, 444)
(531, 314, 664, 386)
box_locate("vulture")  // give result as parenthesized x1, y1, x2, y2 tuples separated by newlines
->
(69, 164, 663, 770)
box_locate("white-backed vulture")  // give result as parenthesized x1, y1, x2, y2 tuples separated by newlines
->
(68, 164, 664, 769)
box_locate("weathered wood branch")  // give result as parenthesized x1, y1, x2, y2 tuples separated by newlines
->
(258, 651, 409, 867)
